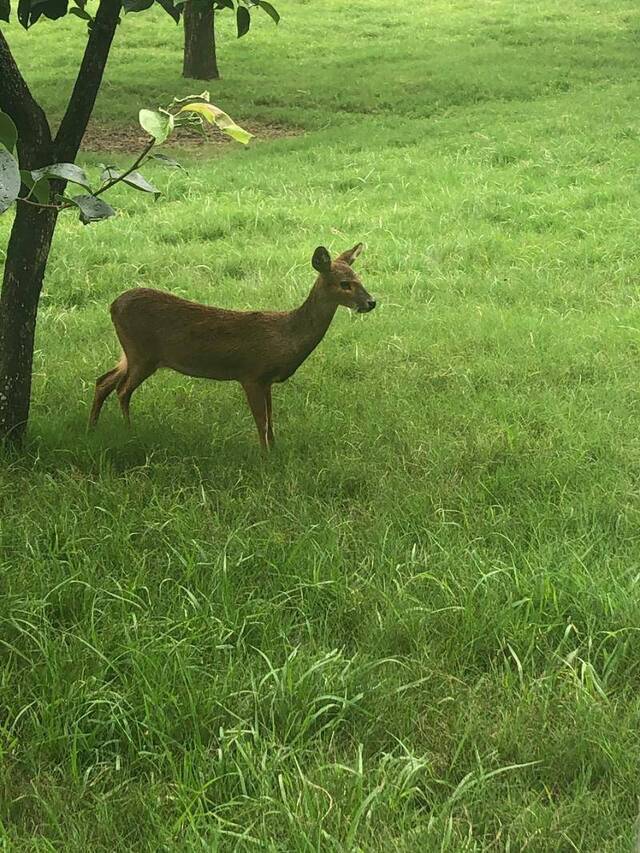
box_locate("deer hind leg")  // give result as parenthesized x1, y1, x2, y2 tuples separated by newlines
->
(88, 357, 127, 429)
(117, 360, 157, 426)
(242, 381, 272, 451)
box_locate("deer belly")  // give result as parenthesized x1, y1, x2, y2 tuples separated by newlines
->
(272, 369, 294, 383)
(164, 356, 241, 381)
(272, 359, 304, 383)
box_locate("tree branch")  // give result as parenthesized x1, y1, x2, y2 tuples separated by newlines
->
(54, 0, 123, 162)
(0, 30, 53, 169)
(18, 197, 68, 211)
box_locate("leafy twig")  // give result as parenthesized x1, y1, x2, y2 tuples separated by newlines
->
(94, 137, 156, 197)
(16, 136, 157, 211)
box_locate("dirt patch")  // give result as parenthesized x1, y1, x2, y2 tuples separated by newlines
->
(81, 120, 303, 154)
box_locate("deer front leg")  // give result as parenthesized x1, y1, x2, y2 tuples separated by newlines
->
(242, 381, 272, 451)
(265, 384, 274, 447)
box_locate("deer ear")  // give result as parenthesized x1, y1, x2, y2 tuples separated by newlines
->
(337, 242, 364, 266)
(312, 246, 332, 274)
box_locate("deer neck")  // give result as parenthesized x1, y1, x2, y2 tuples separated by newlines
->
(288, 280, 338, 358)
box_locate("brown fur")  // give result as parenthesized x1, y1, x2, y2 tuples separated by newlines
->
(88, 243, 375, 449)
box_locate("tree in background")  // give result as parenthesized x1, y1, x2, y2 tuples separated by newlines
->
(183, 1, 218, 79)
(0, 0, 250, 446)
(181, 0, 279, 81)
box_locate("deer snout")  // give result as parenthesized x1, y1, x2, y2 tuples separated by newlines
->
(358, 296, 376, 313)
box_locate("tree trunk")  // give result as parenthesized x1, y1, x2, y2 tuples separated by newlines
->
(0, 0, 121, 446)
(0, 204, 58, 444)
(183, 1, 219, 80)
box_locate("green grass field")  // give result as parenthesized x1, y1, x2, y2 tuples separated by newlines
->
(2, 0, 640, 848)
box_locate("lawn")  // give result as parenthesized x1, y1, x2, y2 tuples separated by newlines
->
(2, 0, 640, 849)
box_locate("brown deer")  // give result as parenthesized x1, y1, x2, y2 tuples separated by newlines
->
(88, 243, 375, 449)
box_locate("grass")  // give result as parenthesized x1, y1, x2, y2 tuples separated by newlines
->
(2, 0, 640, 848)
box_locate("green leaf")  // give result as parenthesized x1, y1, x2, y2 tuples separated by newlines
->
(139, 109, 174, 144)
(17, 0, 30, 27)
(214, 0, 234, 10)
(101, 167, 160, 198)
(20, 170, 51, 204)
(149, 153, 185, 170)
(71, 194, 116, 224)
(122, 0, 153, 10)
(171, 91, 210, 107)
(99, 165, 117, 182)
(236, 4, 250, 37)
(31, 162, 92, 191)
(123, 171, 160, 198)
(41, 0, 69, 20)
(177, 102, 253, 145)
(25, 0, 69, 24)
(257, 0, 279, 24)
(31, 180, 51, 204)
(0, 112, 18, 153)
(155, 0, 181, 22)
(0, 0, 10, 23)
(0, 147, 21, 215)
(69, 6, 92, 19)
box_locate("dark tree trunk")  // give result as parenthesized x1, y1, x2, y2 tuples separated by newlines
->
(54, 0, 123, 160)
(183, 1, 219, 80)
(0, 0, 121, 445)
(0, 205, 58, 442)
(0, 31, 55, 445)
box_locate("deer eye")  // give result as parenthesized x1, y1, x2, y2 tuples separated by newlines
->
(340, 281, 352, 290)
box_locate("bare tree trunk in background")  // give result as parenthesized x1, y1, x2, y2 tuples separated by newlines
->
(183, 1, 220, 80)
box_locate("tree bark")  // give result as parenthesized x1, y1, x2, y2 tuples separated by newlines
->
(0, 0, 122, 445)
(0, 31, 55, 445)
(55, 0, 123, 161)
(0, 31, 53, 169)
(0, 205, 58, 443)
(183, 1, 219, 80)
